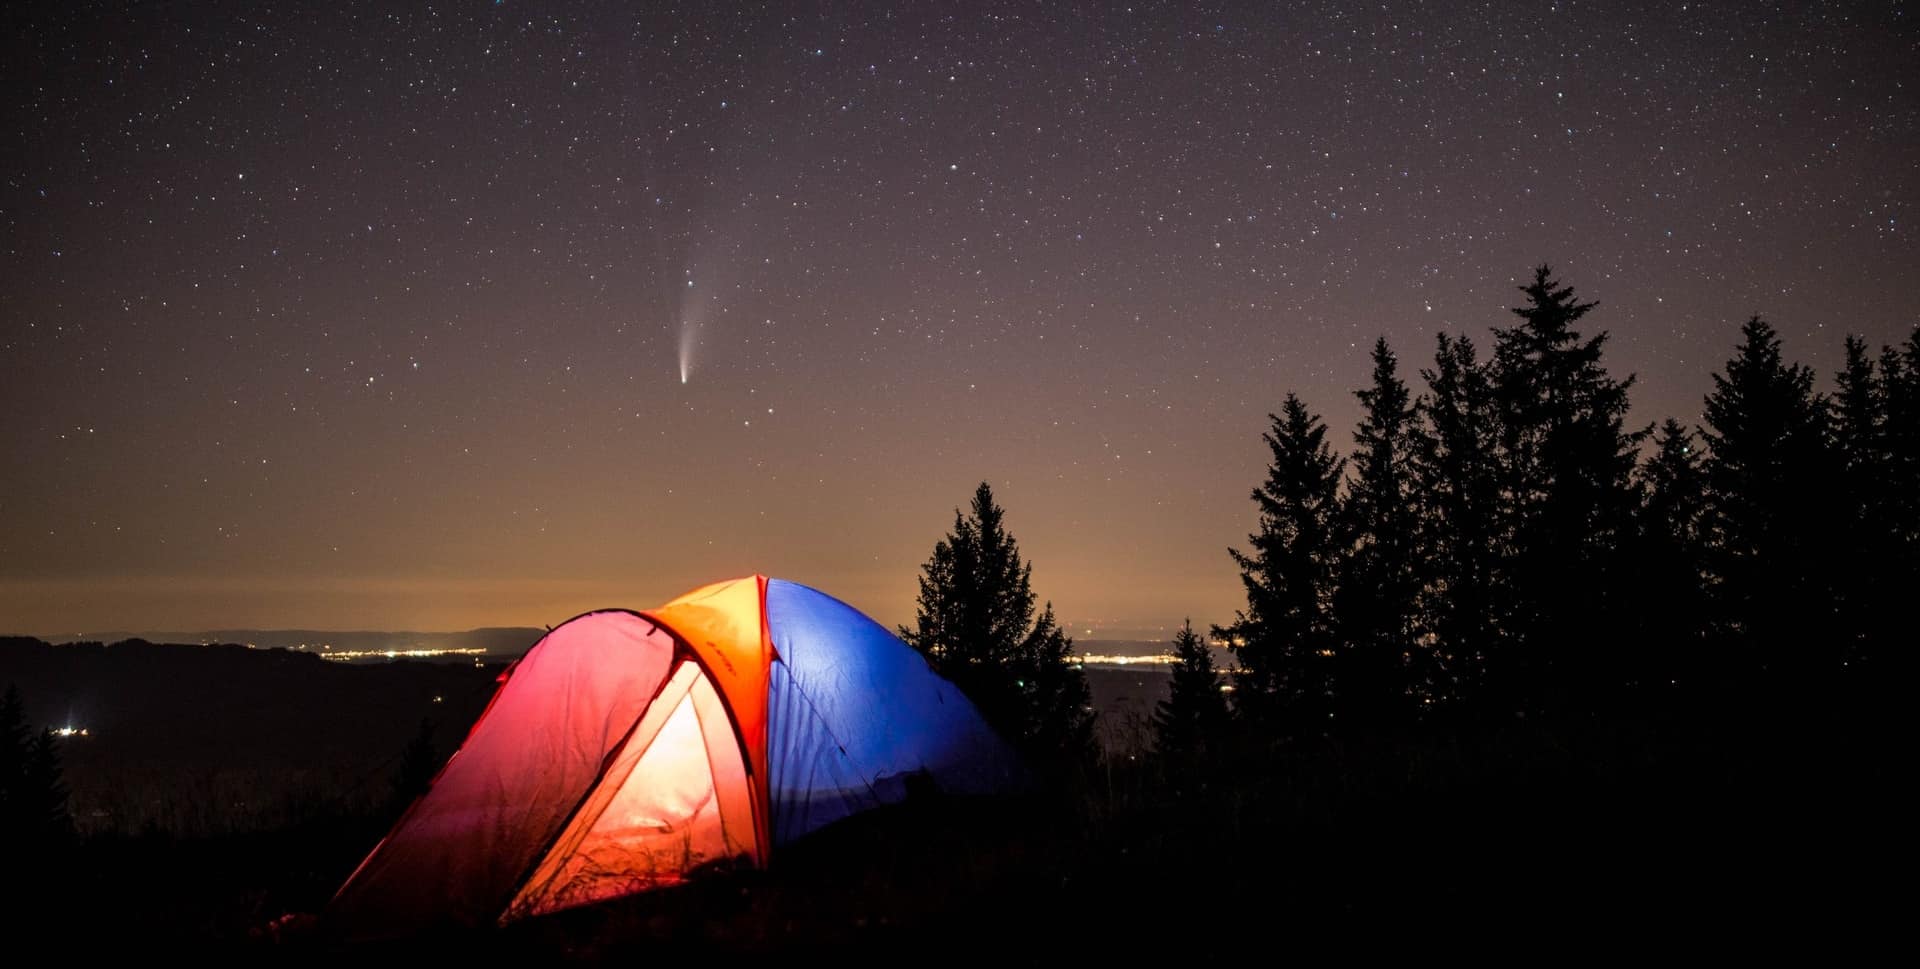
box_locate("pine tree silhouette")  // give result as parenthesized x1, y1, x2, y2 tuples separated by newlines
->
(1833, 336, 1894, 667)
(901, 482, 1095, 761)
(1701, 316, 1838, 681)
(1336, 338, 1421, 725)
(1218, 394, 1345, 736)
(1151, 620, 1229, 766)
(2, 686, 74, 866)
(1883, 329, 1920, 551)
(1628, 419, 1711, 694)
(25, 730, 73, 848)
(0, 686, 28, 829)
(1410, 334, 1504, 713)
(1881, 329, 1920, 678)
(1489, 266, 1645, 711)
(1014, 602, 1093, 761)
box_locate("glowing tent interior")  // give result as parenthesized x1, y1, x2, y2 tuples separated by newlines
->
(324, 575, 1019, 937)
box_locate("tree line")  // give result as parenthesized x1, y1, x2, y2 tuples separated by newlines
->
(901, 266, 1918, 767)
(1, 685, 74, 860)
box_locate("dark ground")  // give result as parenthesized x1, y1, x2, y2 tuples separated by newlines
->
(3, 639, 1902, 963)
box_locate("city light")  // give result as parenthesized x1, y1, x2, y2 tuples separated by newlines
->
(1075, 652, 1178, 666)
(314, 646, 488, 663)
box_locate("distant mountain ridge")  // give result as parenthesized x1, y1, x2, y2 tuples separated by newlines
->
(43, 627, 546, 658)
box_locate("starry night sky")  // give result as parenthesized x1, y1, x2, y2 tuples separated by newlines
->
(3, 2, 1915, 636)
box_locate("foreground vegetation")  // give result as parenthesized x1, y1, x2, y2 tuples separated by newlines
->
(2, 665, 1896, 962)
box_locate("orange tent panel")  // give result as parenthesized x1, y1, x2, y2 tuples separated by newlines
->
(641, 574, 773, 859)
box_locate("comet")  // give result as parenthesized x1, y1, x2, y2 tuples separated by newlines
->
(677, 305, 699, 385)
(677, 325, 695, 384)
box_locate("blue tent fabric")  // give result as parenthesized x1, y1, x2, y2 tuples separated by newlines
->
(765, 578, 1020, 845)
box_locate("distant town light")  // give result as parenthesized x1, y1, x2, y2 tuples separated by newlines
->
(1076, 652, 1178, 666)
(316, 646, 488, 662)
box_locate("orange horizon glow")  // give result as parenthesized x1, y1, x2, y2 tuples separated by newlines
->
(0, 538, 1238, 641)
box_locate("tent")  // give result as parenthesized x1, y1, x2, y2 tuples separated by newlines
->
(326, 575, 1019, 937)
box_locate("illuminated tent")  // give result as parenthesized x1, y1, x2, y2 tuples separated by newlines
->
(326, 575, 1018, 937)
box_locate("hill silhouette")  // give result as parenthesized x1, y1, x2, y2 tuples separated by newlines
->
(43, 627, 544, 661)
(0, 636, 497, 836)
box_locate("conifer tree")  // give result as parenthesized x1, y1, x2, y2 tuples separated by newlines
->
(902, 482, 1095, 761)
(1, 686, 73, 858)
(1882, 329, 1920, 664)
(1219, 395, 1345, 733)
(1629, 419, 1711, 693)
(1410, 334, 1504, 712)
(1883, 330, 1920, 550)
(1336, 338, 1420, 724)
(1835, 337, 1886, 476)
(1489, 266, 1645, 709)
(1011, 601, 1093, 760)
(1701, 317, 1837, 679)
(1833, 336, 1894, 663)
(24, 730, 73, 848)
(0, 686, 27, 827)
(1151, 620, 1229, 763)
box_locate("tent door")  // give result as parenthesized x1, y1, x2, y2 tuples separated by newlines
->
(503, 659, 757, 920)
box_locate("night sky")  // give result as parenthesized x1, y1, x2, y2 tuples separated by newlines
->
(4, 2, 1915, 637)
